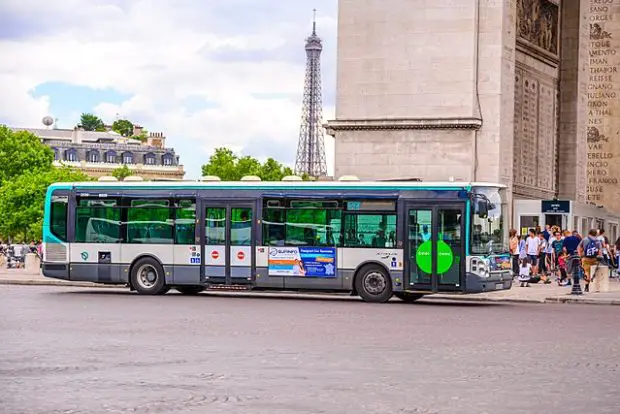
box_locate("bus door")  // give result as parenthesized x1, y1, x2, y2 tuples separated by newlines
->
(404, 203, 465, 292)
(203, 202, 255, 285)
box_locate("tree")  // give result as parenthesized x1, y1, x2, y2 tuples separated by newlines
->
(80, 113, 105, 131)
(112, 164, 133, 181)
(0, 167, 90, 241)
(0, 125, 55, 187)
(112, 119, 134, 137)
(201, 147, 299, 181)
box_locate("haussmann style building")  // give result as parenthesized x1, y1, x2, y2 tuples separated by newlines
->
(327, 0, 620, 241)
(13, 124, 185, 180)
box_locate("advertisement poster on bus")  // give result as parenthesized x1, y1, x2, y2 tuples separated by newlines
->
(268, 247, 336, 278)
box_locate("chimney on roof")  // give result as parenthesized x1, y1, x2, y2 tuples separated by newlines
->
(133, 124, 144, 137)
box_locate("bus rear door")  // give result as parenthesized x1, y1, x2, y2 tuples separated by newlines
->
(202, 202, 255, 285)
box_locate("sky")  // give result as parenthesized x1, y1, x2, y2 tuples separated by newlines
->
(0, 0, 338, 178)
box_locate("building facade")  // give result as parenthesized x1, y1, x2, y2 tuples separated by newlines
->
(13, 125, 185, 180)
(327, 0, 620, 241)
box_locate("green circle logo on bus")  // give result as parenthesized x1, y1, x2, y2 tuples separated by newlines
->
(415, 240, 454, 274)
(81, 251, 89, 261)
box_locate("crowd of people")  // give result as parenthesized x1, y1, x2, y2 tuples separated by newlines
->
(0, 240, 42, 268)
(509, 225, 619, 292)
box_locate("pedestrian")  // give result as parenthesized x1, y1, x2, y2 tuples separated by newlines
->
(597, 229, 610, 266)
(509, 229, 519, 276)
(518, 258, 532, 287)
(563, 230, 581, 256)
(525, 229, 540, 275)
(558, 250, 570, 286)
(578, 229, 603, 293)
(538, 232, 548, 276)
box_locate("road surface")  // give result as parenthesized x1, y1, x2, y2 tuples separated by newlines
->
(1, 285, 619, 413)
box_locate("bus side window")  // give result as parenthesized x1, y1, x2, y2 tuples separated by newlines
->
(343, 213, 397, 248)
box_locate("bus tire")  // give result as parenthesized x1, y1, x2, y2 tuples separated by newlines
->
(393, 292, 424, 303)
(175, 286, 205, 295)
(355, 264, 393, 303)
(131, 257, 168, 295)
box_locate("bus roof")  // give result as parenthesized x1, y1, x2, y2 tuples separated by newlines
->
(49, 180, 506, 191)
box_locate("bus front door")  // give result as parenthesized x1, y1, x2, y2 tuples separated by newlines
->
(405, 204, 465, 292)
(203, 203, 254, 285)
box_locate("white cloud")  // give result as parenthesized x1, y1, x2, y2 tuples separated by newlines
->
(0, 0, 337, 178)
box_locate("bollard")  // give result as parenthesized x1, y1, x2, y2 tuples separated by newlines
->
(570, 256, 583, 295)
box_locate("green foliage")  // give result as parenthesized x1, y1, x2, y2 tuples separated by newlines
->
(112, 119, 134, 137)
(80, 113, 105, 131)
(201, 148, 300, 181)
(0, 125, 55, 187)
(112, 164, 132, 181)
(0, 167, 89, 241)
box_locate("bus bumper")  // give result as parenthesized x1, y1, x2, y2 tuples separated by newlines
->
(42, 262, 70, 280)
(465, 271, 512, 293)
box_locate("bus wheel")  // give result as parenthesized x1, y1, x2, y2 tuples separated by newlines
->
(355, 264, 393, 303)
(393, 292, 424, 303)
(131, 258, 168, 295)
(175, 286, 205, 295)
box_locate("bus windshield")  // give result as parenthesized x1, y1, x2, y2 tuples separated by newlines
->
(471, 187, 507, 255)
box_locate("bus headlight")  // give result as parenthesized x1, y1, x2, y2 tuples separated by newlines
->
(470, 257, 490, 278)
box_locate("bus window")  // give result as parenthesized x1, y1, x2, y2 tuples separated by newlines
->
(126, 199, 173, 244)
(50, 195, 69, 242)
(285, 209, 341, 247)
(175, 199, 196, 244)
(343, 213, 396, 248)
(263, 208, 285, 246)
(75, 198, 121, 243)
(205, 207, 226, 245)
(231, 208, 252, 246)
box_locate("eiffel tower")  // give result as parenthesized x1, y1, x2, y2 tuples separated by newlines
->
(295, 10, 327, 178)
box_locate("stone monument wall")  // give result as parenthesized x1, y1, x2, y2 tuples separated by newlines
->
(587, 0, 620, 213)
(513, 0, 560, 200)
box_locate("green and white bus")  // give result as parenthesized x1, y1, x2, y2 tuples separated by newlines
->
(42, 177, 513, 302)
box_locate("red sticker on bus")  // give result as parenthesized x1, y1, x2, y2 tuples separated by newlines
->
(237, 251, 245, 260)
(211, 251, 219, 259)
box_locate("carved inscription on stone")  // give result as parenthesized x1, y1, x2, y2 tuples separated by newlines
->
(587, 0, 620, 213)
(516, 0, 559, 55)
(513, 65, 558, 193)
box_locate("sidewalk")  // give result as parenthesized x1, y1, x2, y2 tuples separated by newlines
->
(1, 268, 619, 305)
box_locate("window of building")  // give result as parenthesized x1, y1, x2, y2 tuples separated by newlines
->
(122, 152, 134, 164)
(126, 199, 173, 244)
(75, 198, 122, 243)
(65, 149, 77, 162)
(105, 151, 116, 163)
(52, 148, 60, 161)
(144, 153, 156, 165)
(162, 153, 173, 166)
(175, 199, 196, 244)
(50, 195, 69, 242)
(87, 150, 100, 163)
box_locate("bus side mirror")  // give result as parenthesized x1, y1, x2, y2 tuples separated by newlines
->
(477, 200, 488, 218)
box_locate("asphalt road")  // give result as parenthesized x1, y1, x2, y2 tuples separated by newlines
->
(1, 286, 619, 414)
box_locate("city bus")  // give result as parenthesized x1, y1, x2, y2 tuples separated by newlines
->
(42, 177, 513, 302)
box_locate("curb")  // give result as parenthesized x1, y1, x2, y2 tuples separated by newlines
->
(1, 279, 619, 305)
(0, 279, 120, 288)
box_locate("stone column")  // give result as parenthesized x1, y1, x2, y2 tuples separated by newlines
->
(557, 0, 590, 203)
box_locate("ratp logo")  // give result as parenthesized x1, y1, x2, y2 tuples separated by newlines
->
(81, 251, 89, 261)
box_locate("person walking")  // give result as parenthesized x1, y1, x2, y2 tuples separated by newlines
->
(578, 229, 603, 293)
